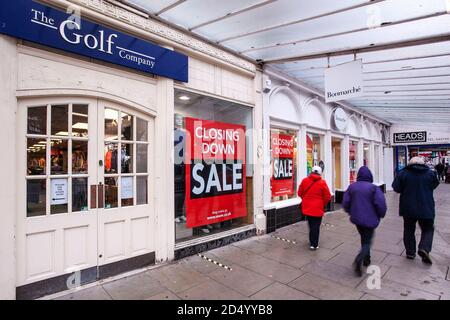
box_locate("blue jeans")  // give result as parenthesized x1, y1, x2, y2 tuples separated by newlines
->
(356, 226, 375, 264)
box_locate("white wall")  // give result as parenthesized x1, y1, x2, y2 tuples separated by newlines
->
(0, 35, 18, 299)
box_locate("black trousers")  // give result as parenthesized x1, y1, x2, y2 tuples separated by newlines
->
(307, 216, 322, 247)
(355, 226, 375, 264)
(403, 217, 434, 256)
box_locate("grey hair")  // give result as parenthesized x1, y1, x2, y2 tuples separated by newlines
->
(409, 156, 425, 165)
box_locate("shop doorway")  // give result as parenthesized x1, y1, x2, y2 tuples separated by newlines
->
(17, 97, 155, 295)
(332, 138, 343, 192)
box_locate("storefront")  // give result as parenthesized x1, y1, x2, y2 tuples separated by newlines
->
(391, 125, 450, 175)
(262, 69, 388, 231)
(0, 0, 263, 299)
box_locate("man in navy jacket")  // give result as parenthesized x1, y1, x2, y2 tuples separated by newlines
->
(392, 156, 440, 264)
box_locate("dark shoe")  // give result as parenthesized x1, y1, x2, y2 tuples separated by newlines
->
(363, 256, 371, 267)
(353, 259, 363, 277)
(418, 250, 433, 265)
(406, 255, 416, 260)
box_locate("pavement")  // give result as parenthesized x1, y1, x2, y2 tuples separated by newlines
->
(52, 183, 450, 300)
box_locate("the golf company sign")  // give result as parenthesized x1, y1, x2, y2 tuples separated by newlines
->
(0, 0, 188, 82)
(325, 60, 364, 103)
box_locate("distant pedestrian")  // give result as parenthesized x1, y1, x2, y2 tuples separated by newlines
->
(343, 166, 387, 277)
(298, 166, 332, 250)
(392, 157, 440, 265)
(435, 161, 445, 182)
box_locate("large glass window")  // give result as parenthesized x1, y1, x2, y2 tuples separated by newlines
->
(307, 133, 323, 175)
(103, 108, 149, 209)
(26, 104, 89, 217)
(363, 143, 370, 168)
(270, 129, 297, 202)
(349, 140, 358, 184)
(174, 90, 253, 243)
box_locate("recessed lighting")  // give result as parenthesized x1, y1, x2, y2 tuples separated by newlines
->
(179, 95, 190, 101)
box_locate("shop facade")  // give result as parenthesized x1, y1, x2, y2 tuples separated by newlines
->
(391, 125, 450, 173)
(0, 0, 264, 299)
(262, 69, 389, 231)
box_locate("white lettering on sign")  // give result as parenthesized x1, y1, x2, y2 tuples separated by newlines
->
(333, 107, 348, 131)
(30, 8, 157, 69)
(273, 158, 293, 180)
(191, 162, 243, 197)
(325, 60, 364, 103)
(393, 131, 427, 144)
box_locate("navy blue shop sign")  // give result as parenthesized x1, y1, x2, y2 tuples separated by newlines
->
(0, 0, 188, 82)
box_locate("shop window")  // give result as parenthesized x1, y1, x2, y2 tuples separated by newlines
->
(270, 129, 297, 202)
(307, 133, 323, 175)
(103, 110, 149, 209)
(363, 143, 370, 168)
(25, 104, 89, 217)
(174, 90, 253, 243)
(349, 141, 358, 184)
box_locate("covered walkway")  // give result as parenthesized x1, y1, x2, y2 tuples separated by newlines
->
(52, 183, 450, 300)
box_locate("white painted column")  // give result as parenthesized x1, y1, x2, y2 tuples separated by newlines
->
(379, 144, 384, 184)
(369, 140, 375, 172)
(155, 76, 175, 263)
(298, 124, 308, 183)
(342, 135, 350, 190)
(324, 130, 333, 189)
(358, 138, 364, 169)
(253, 71, 266, 234)
(0, 35, 18, 299)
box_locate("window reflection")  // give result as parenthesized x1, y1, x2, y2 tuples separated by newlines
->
(137, 176, 147, 205)
(51, 105, 69, 136)
(104, 143, 118, 174)
(121, 113, 133, 141)
(136, 144, 147, 173)
(121, 143, 133, 173)
(51, 139, 68, 175)
(27, 180, 46, 217)
(27, 106, 47, 135)
(136, 118, 148, 142)
(27, 138, 46, 175)
(104, 177, 118, 209)
(72, 104, 88, 138)
(105, 108, 119, 141)
(73, 140, 88, 174)
(73, 178, 88, 212)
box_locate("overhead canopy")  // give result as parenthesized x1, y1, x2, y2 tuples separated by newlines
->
(124, 0, 450, 125)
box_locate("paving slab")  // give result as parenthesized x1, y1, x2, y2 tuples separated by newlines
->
(250, 282, 317, 300)
(383, 265, 450, 298)
(146, 262, 210, 294)
(55, 285, 112, 300)
(357, 278, 440, 300)
(102, 273, 166, 300)
(288, 273, 364, 300)
(241, 255, 305, 284)
(178, 280, 248, 300)
(208, 264, 274, 297)
(260, 247, 313, 269)
(145, 290, 181, 300)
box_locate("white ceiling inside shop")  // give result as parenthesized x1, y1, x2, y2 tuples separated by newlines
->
(124, 0, 450, 125)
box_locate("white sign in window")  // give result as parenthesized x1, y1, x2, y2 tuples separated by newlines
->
(51, 178, 68, 205)
(121, 177, 133, 199)
(325, 60, 364, 103)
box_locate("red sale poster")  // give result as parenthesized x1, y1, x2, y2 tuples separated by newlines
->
(271, 132, 295, 197)
(185, 118, 247, 228)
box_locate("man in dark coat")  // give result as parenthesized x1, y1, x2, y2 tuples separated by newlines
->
(343, 166, 387, 276)
(392, 157, 440, 264)
(435, 161, 445, 182)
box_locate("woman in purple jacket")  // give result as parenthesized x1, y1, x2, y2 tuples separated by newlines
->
(343, 166, 387, 277)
